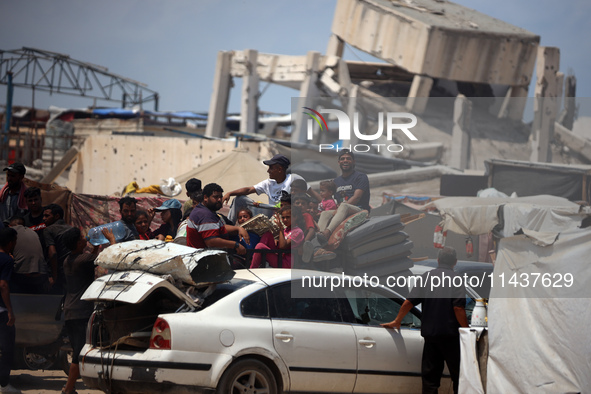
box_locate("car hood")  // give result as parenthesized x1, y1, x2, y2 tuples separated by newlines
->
(82, 270, 199, 307)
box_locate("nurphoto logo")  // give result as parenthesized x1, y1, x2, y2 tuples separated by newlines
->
(303, 107, 418, 153)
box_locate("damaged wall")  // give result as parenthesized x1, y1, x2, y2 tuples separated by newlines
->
(64, 135, 273, 195)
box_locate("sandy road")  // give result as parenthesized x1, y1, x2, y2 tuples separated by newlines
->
(9, 369, 103, 394)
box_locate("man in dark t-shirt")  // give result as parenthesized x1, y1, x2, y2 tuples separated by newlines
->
(314, 150, 370, 249)
(333, 150, 370, 211)
(43, 204, 72, 294)
(381, 247, 469, 394)
(61, 226, 114, 394)
(0, 227, 18, 391)
(23, 187, 47, 257)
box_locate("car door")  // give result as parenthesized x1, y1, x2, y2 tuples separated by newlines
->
(269, 281, 357, 393)
(341, 287, 424, 394)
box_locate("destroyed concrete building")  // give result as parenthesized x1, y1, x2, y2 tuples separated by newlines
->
(204, 0, 578, 172)
(1, 0, 586, 202)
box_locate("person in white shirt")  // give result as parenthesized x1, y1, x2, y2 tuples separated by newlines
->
(222, 154, 320, 221)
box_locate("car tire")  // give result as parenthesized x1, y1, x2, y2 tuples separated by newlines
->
(217, 358, 278, 394)
(59, 348, 73, 375)
(18, 347, 58, 370)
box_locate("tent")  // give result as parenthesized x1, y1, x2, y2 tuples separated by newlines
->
(431, 195, 591, 393)
(174, 149, 269, 202)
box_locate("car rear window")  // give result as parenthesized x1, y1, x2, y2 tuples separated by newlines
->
(200, 279, 255, 309)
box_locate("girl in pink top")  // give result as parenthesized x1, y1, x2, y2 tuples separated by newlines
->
(318, 180, 338, 212)
(250, 206, 304, 269)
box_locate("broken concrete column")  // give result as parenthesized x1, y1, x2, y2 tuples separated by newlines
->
(555, 71, 564, 120)
(558, 75, 577, 130)
(292, 51, 321, 144)
(498, 85, 529, 121)
(206, 51, 233, 138)
(326, 34, 345, 58)
(406, 75, 433, 114)
(449, 94, 472, 170)
(530, 46, 560, 163)
(346, 84, 360, 146)
(240, 49, 259, 134)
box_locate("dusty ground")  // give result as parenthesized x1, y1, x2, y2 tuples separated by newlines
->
(9, 369, 102, 394)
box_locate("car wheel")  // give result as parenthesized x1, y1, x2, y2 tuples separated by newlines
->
(20, 348, 58, 370)
(59, 348, 73, 375)
(217, 359, 278, 394)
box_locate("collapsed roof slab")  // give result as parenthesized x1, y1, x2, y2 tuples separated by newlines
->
(331, 0, 540, 87)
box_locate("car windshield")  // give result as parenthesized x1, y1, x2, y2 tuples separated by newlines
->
(200, 278, 255, 309)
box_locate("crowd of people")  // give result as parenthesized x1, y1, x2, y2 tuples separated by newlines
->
(0, 151, 373, 290)
(0, 151, 372, 392)
(0, 153, 471, 394)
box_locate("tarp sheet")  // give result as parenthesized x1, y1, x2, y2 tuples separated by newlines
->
(174, 149, 269, 202)
(440, 197, 591, 393)
(70, 193, 169, 235)
(487, 159, 591, 201)
(487, 226, 591, 391)
(432, 195, 583, 236)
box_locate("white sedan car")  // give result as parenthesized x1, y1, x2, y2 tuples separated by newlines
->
(80, 269, 451, 394)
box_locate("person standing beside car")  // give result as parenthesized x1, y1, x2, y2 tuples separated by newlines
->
(381, 247, 469, 394)
(43, 203, 72, 294)
(0, 163, 28, 226)
(0, 227, 18, 393)
(61, 226, 115, 394)
(7, 216, 49, 294)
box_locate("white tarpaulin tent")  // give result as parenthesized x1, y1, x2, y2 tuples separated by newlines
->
(432, 195, 591, 393)
(174, 149, 269, 201)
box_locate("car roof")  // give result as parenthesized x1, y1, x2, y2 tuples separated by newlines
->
(232, 268, 345, 286)
(410, 261, 492, 299)
(231, 268, 407, 298)
(414, 259, 493, 274)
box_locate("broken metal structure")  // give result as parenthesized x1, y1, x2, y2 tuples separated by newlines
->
(0, 47, 161, 162)
(205, 0, 542, 154)
(0, 47, 159, 108)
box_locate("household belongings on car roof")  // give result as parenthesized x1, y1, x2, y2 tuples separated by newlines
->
(429, 195, 591, 393)
(95, 240, 233, 286)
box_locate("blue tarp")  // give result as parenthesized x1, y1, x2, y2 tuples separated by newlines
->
(145, 110, 207, 119)
(92, 108, 137, 117)
(92, 108, 208, 120)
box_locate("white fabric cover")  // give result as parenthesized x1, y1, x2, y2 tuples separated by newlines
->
(459, 328, 485, 394)
(443, 195, 591, 393)
(486, 227, 591, 392)
(432, 195, 583, 236)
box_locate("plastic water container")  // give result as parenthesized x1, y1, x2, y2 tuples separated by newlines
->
(86, 221, 127, 246)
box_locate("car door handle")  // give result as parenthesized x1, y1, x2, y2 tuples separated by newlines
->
(275, 333, 294, 342)
(359, 339, 376, 348)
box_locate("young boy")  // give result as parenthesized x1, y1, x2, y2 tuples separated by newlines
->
(292, 193, 317, 242)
